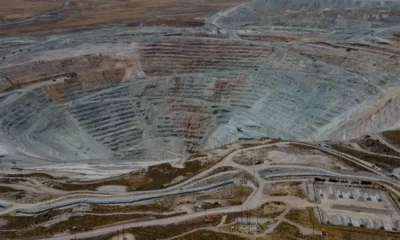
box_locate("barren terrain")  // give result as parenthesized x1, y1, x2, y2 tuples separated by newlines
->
(0, 0, 400, 169)
(0, 0, 249, 35)
(1, 0, 400, 239)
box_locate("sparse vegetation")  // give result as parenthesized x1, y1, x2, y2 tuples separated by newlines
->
(285, 208, 316, 229)
(0, 186, 19, 193)
(205, 166, 237, 177)
(49, 173, 137, 191)
(331, 144, 400, 170)
(271, 221, 324, 240)
(187, 152, 208, 160)
(174, 230, 247, 240)
(382, 130, 400, 148)
(392, 33, 400, 40)
(358, 137, 400, 157)
(225, 186, 254, 205)
(265, 182, 306, 198)
(286, 207, 400, 240)
(81, 215, 223, 240)
(0, 211, 185, 239)
(259, 136, 270, 141)
(131, 159, 218, 191)
(225, 201, 286, 224)
(242, 142, 262, 148)
(5, 173, 66, 180)
(289, 143, 372, 172)
(258, 136, 282, 144)
(196, 185, 253, 206)
(49, 158, 219, 192)
(0, 178, 28, 184)
(248, 201, 286, 218)
(1, 209, 72, 230)
(89, 202, 172, 214)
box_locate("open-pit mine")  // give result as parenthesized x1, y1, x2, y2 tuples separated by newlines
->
(1, 0, 400, 239)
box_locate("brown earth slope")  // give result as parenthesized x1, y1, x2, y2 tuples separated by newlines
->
(0, 0, 249, 36)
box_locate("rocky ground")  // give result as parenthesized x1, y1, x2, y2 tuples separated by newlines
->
(1, 0, 400, 167)
(1, 1, 400, 238)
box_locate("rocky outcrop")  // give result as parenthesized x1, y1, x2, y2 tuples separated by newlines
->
(0, 0, 399, 164)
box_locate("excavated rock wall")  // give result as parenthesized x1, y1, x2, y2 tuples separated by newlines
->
(0, 0, 399, 164)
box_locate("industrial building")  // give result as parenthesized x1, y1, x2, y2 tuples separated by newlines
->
(364, 192, 371, 201)
(348, 191, 354, 199)
(358, 218, 365, 228)
(337, 190, 343, 199)
(376, 193, 382, 202)
(376, 220, 385, 230)
(345, 217, 352, 226)
(324, 215, 330, 224)
(314, 185, 400, 232)
(390, 222, 397, 231)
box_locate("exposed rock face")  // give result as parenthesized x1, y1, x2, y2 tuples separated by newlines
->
(218, 0, 400, 29)
(0, 0, 400, 165)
